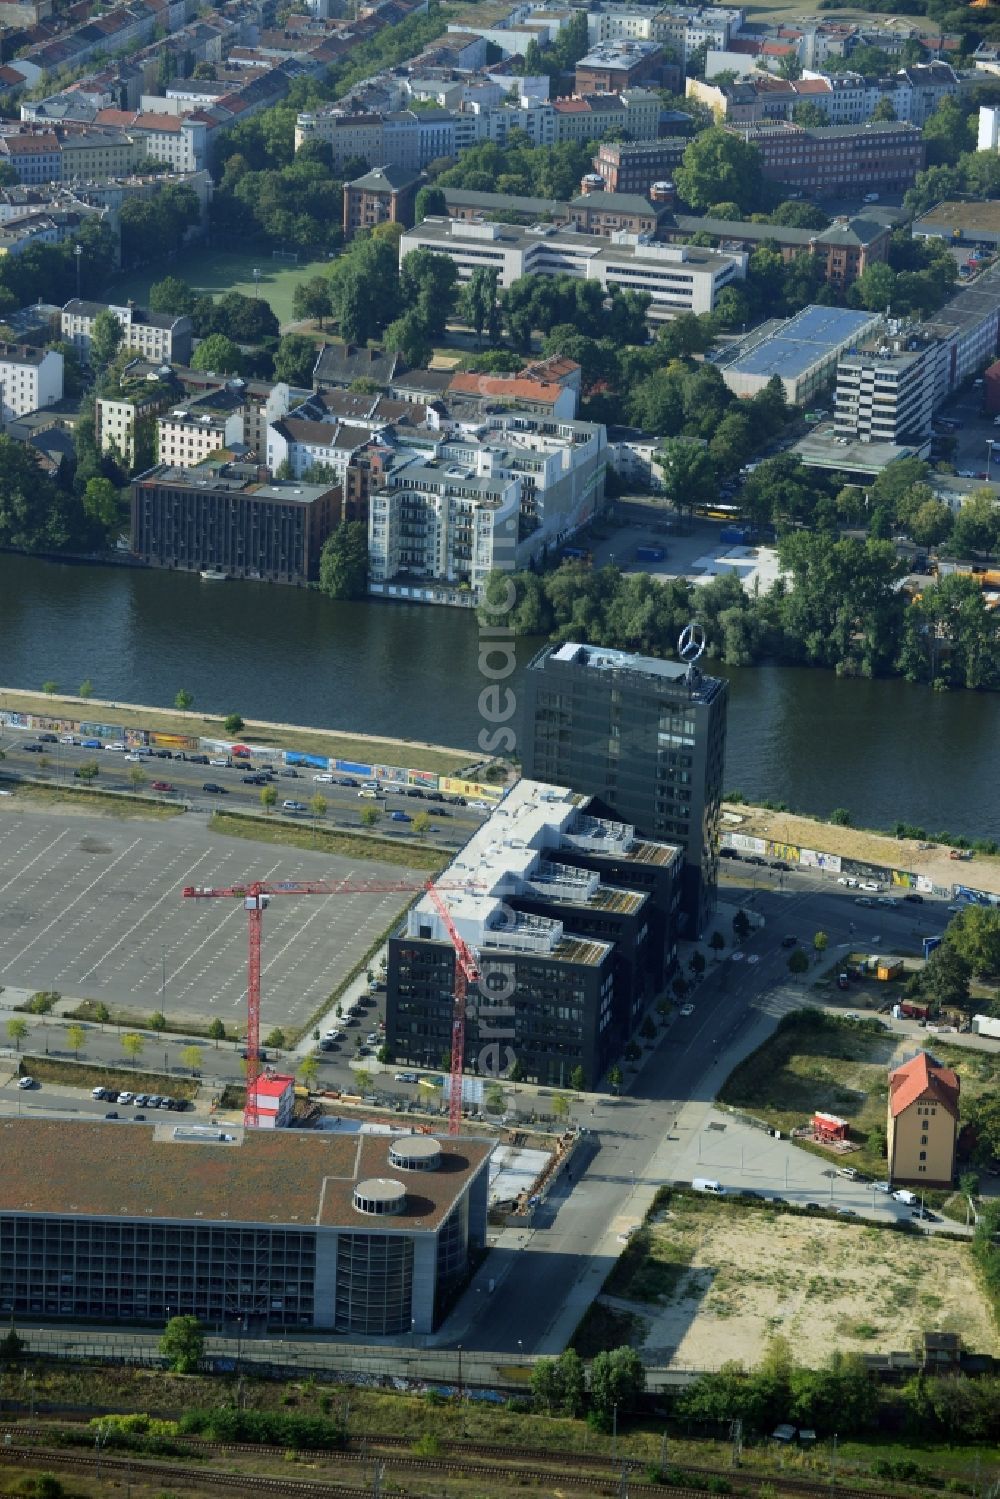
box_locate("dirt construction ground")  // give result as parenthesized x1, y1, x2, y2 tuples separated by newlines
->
(605, 1200, 998, 1368)
(725, 803, 1000, 897)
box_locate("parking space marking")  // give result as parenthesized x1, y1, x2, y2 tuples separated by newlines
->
(0, 827, 71, 900)
(74, 845, 216, 982)
(2, 836, 142, 967)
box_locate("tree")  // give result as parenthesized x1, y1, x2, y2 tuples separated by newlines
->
(89, 309, 125, 370)
(309, 792, 327, 822)
(361, 806, 380, 829)
(944, 905, 1000, 979)
(208, 1017, 226, 1047)
(6, 1017, 27, 1050)
(300, 1054, 319, 1089)
(121, 1032, 144, 1066)
(329, 235, 400, 344)
(675, 128, 763, 214)
(292, 275, 332, 329)
(128, 765, 147, 792)
(569, 1064, 586, 1091)
(383, 308, 433, 369)
(149, 1011, 167, 1032)
(531, 1347, 586, 1415)
(917, 942, 971, 1012)
(41, 680, 58, 696)
(588, 1346, 646, 1423)
(414, 185, 447, 221)
(399, 248, 457, 340)
(788, 948, 809, 978)
(318, 521, 368, 600)
(160, 1314, 204, 1374)
(951, 491, 1000, 557)
(260, 785, 277, 815)
(75, 759, 99, 783)
(552, 1092, 570, 1121)
(223, 713, 244, 735)
(82, 477, 120, 540)
(354, 1067, 372, 1094)
(608, 1063, 623, 1093)
(180, 1044, 203, 1073)
(870, 94, 897, 121)
(191, 334, 245, 376)
(689, 950, 707, 980)
(671, 973, 689, 1002)
(460, 266, 501, 345)
(412, 811, 431, 837)
(813, 931, 829, 961)
(709, 931, 726, 961)
(78, 678, 94, 699)
(850, 261, 897, 313)
(273, 333, 318, 387)
(149, 276, 197, 317)
(65, 1023, 85, 1057)
(174, 689, 194, 711)
(657, 438, 716, 520)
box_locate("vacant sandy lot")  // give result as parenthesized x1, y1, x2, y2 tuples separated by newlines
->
(725, 802, 1000, 897)
(607, 1202, 997, 1369)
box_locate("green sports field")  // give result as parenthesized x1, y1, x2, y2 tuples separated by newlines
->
(104, 247, 333, 329)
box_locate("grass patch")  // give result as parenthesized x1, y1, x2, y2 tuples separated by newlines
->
(18, 1054, 198, 1100)
(209, 809, 448, 871)
(571, 1300, 643, 1358)
(0, 778, 184, 819)
(64, 1000, 237, 1043)
(104, 248, 335, 329)
(604, 1225, 694, 1303)
(0, 687, 472, 777)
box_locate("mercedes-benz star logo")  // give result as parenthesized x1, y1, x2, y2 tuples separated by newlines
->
(678, 622, 706, 664)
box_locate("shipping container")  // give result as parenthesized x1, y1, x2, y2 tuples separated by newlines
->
(972, 1014, 1000, 1039)
(635, 546, 665, 562)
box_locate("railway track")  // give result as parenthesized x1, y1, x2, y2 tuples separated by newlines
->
(0, 1427, 930, 1499)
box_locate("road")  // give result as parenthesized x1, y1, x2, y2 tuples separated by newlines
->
(0, 730, 492, 845)
(437, 867, 971, 1354)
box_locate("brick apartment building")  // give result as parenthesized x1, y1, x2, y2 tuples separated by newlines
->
(343, 164, 421, 242)
(575, 40, 664, 93)
(592, 138, 689, 195)
(724, 119, 925, 196)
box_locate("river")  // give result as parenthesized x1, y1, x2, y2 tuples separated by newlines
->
(1, 553, 996, 838)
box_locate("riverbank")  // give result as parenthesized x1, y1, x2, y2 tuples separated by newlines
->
(0, 688, 474, 778)
(725, 801, 1000, 897)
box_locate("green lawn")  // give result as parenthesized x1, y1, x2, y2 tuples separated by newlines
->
(104, 247, 334, 329)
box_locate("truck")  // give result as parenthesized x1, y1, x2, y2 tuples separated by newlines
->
(895, 1000, 930, 1021)
(972, 1014, 1000, 1039)
(635, 546, 665, 562)
(876, 959, 904, 982)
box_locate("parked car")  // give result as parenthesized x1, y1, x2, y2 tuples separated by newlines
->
(903, 892, 924, 904)
(91, 1086, 107, 1100)
(117, 1091, 134, 1105)
(390, 810, 412, 822)
(313, 773, 334, 783)
(202, 783, 228, 794)
(394, 1071, 419, 1083)
(854, 896, 874, 907)
(781, 935, 798, 948)
(104, 1110, 119, 1119)
(17, 1076, 34, 1089)
(23, 742, 43, 753)
(151, 781, 174, 793)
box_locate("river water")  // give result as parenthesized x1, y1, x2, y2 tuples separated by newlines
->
(1, 553, 996, 838)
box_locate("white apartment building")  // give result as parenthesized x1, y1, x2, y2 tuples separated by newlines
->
(265, 417, 375, 481)
(61, 300, 193, 365)
(979, 104, 1000, 151)
(585, 4, 741, 65)
(0, 342, 62, 423)
(368, 456, 520, 602)
(834, 331, 943, 445)
(399, 217, 746, 319)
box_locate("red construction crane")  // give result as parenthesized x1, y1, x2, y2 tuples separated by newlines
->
(182, 876, 480, 1130)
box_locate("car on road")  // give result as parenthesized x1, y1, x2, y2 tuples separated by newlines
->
(202, 783, 228, 794)
(745, 854, 765, 865)
(105, 743, 126, 753)
(394, 1071, 419, 1083)
(134, 1113, 146, 1121)
(406, 787, 425, 798)
(242, 774, 264, 785)
(872, 1180, 891, 1193)
(877, 896, 899, 907)
(358, 788, 377, 799)
(912, 1208, 939, 1222)
(37, 733, 58, 743)
(17, 1076, 34, 1089)
(104, 1110, 119, 1119)
(59, 734, 77, 745)
(679, 1003, 695, 1016)
(390, 810, 412, 822)
(313, 772, 334, 783)
(428, 807, 451, 817)
(837, 876, 858, 887)
(780, 935, 798, 948)
(319, 1039, 337, 1052)
(209, 757, 229, 768)
(854, 896, 874, 906)
(836, 1207, 857, 1217)
(151, 781, 174, 793)
(837, 1165, 861, 1180)
(769, 860, 790, 871)
(280, 768, 299, 778)
(357, 1044, 374, 1056)
(720, 848, 740, 859)
(81, 738, 101, 748)
(282, 800, 307, 813)
(903, 892, 924, 904)
(23, 742, 43, 752)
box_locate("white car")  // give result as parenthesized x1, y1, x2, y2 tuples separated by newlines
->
(357, 788, 377, 799)
(730, 950, 744, 962)
(747, 954, 760, 965)
(679, 1003, 695, 1017)
(105, 742, 125, 753)
(0, 789, 12, 797)
(394, 1071, 419, 1084)
(872, 1181, 891, 1193)
(468, 800, 490, 812)
(313, 773, 334, 783)
(209, 757, 229, 768)
(17, 1075, 34, 1089)
(117, 1091, 134, 1105)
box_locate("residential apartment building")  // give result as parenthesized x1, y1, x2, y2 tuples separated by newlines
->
(385, 778, 683, 1087)
(691, 60, 964, 127)
(0, 342, 62, 422)
(130, 461, 342, 584)
(584, 3, 741, 66)
(521, 641, 729, 928)
(367, 455, 520, 602)
(61, 300, 193, 366)
(551, 88, 659, 143)
(887, 1051, 959, 1187)
(399, 217, 747, 319)
(723, 119, 925, 196)
(921, 261, 1000, 399)
(156, 389, 245, 468)
(95, 370, 177, 468)
(266, 417, 375, 484)
(0, 1118, 489, 1335)
(94, 109, 211, 173)
(834, 331, 943, 445)
(343, 164, 421, 242)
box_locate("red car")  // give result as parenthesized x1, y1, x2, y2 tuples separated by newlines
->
(151, 780, 175, 793)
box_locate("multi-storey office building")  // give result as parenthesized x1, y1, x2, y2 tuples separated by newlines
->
(0, 1119, 490, 1334)
(521, 642, 728, 929)
(386, 779, 682, 1085)
(592, 138, 688, 195)
(723, 119, 925, 196)
(834, 332, 943, 444)
(130, 462, 342, 584)
(398, 217, 746, 320)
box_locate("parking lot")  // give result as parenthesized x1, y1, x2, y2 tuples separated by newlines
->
(0, 807, 420, 1032)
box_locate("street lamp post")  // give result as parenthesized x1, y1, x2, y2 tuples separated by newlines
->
(252, 267, 262, 298)
(74, 243, 82, 301)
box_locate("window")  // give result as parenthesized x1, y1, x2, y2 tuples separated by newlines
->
(919, 1150, 926, 1161)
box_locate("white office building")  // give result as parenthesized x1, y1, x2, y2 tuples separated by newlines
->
(835, 330, 944, 445)
(0, 342, 62, 422)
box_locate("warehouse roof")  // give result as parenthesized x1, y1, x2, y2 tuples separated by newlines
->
(723, 305, 879, 380)
(0, 1119, 491, 1230)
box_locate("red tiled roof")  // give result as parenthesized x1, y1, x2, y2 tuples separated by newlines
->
(448, 372, 564, 403)
(889, 1052, 960, 1119)
(792, 78, 831, 94)
(553, 98, 590, 113)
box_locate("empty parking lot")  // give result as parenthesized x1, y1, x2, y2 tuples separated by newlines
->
(0, 806, 421, 1032)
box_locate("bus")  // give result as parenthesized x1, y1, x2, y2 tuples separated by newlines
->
(691, 502, 745, 523)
